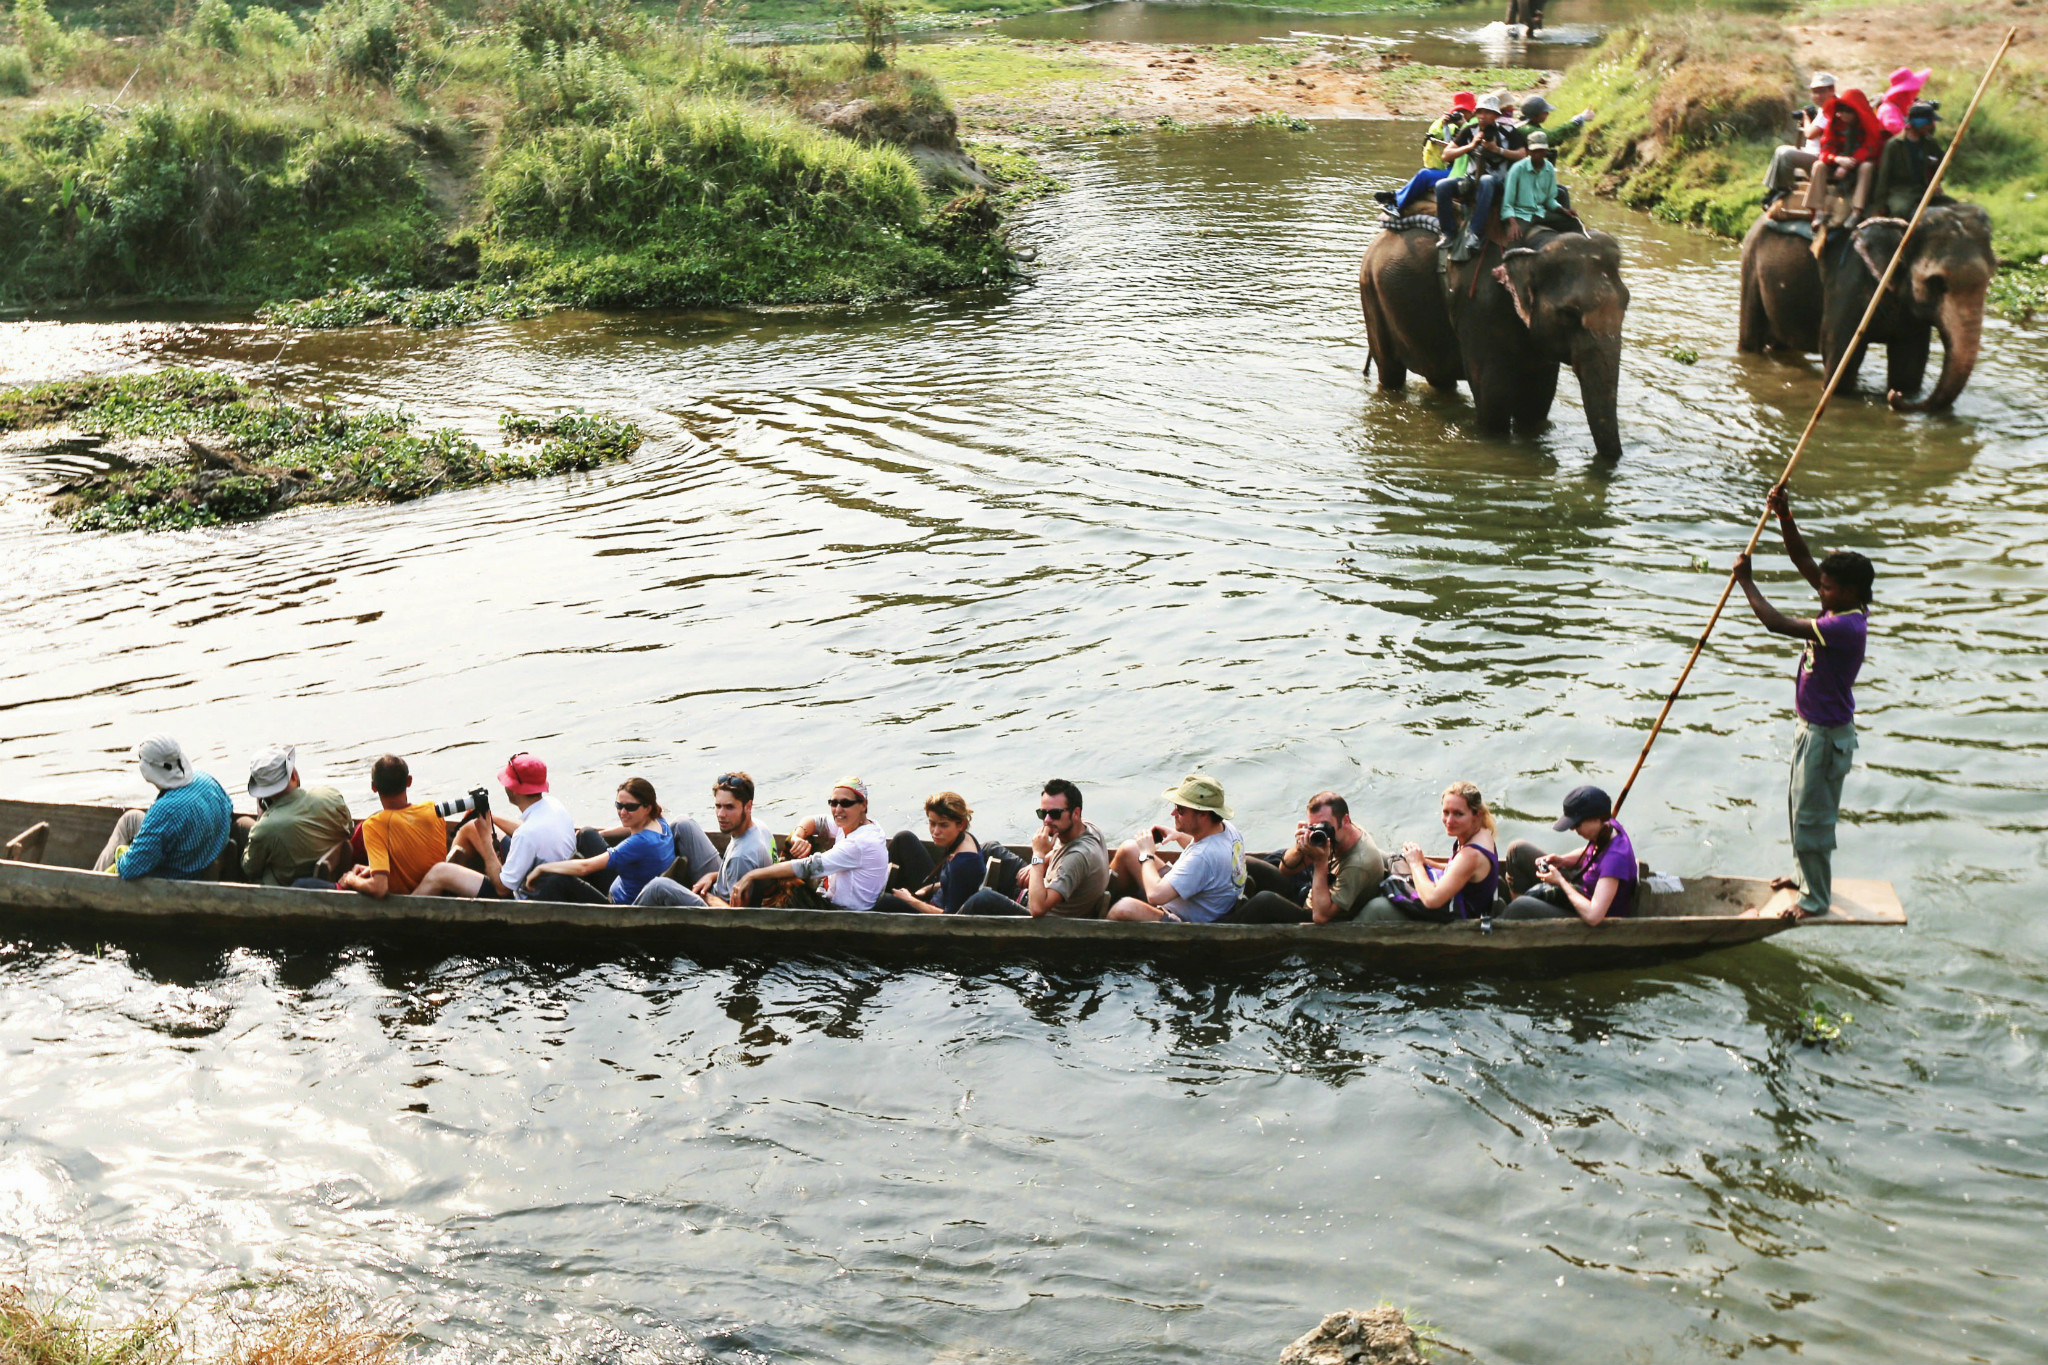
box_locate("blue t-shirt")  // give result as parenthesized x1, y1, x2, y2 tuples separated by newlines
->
(608, 819, 674, 905)
(1163, 822, 1247, 923)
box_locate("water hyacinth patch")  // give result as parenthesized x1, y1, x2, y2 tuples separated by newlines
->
(0, 368, 642, 532)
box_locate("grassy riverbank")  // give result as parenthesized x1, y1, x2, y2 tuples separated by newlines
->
(1550, 2, 2048, 316)
(0, 0, 1015, 313)
(0, 367, 641, 530)
(0, 1286, 397, 1365)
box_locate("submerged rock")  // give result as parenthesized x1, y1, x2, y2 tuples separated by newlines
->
(1278, 1308, 1430, 1365)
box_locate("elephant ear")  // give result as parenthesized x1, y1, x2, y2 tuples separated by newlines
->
(1494, 247, 1541, 327)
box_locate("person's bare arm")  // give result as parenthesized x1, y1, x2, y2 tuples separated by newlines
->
(1768, 486, 1821, 589)
(1734, 553, 1816, 641)
(528, 849, 610, 889)
(1306, 857, 1336, 923)
(1413, 846, 1484, 910)
(337, 865, 390, 899)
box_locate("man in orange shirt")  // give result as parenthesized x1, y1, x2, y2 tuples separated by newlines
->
(335, 754, 448, 899)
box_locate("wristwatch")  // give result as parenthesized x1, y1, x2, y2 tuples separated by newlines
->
(1029, 856, 1045, 868)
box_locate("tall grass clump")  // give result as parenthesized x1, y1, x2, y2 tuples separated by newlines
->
(478, 93, 1007, 305)
(487, 0, 639, 56)
(11, 0, 70, 71)
(0, 44, 31, 94)
(0, 100, 441, 304)
(188, 0, 238, 53)
(313, 0, 444, 87)
(844, 0, 897, 71)
(508, 38, 640, 127)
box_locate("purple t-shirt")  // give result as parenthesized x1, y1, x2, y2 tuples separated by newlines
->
(1795, 609, 1868, 728)
(1578, 820, 1638, 918)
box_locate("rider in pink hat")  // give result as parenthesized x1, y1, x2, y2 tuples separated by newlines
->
(1878, 66, 1931, 135)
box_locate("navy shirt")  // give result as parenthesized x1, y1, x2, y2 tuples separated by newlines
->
(931, 841, 989, 913)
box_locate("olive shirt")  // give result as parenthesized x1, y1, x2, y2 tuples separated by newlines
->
(1043, 820, 1112, 918)
(242, 784, 354, 886)
(1328, 831, 1389, 917)
(1875, 133, 1944, 218)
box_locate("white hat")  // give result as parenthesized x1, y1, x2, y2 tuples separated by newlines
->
(1476, 94, 1501, 113)
(136, 733, 193, 790)
(1809, 71, 1836, 88)
(247, 745, 296, 799)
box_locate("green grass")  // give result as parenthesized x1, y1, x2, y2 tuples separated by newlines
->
(0, 11, 1014, 313)
(904, 38, 1112, 98)
(0, 367, 643, 531)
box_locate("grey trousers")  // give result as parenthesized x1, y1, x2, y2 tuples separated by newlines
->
(670, 817, 722, 887)
(1791, 720, 1857, 916)
(1764, 146, 1819, 194)
(92, 809, 145, 872)
(635, 876, 708, 908)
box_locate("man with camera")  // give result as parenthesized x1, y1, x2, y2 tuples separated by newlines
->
(1231, 790, 1386, 924)
(414, 751, 577, 900)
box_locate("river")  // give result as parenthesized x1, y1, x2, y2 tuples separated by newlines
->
(2, 119, 2046, 1364)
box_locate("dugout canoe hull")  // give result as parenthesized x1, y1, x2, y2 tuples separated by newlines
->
(0, 799, 1906, 968)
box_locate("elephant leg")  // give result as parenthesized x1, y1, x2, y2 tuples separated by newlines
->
(1738, 258, 1773, 352)
(1886, 324, 1932, 400)
(1360, 286, 1406, 390)
(1467, 365, 1514, 433)
(1512, 364, 1560, 433)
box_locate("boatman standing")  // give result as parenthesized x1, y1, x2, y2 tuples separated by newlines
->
(1733, 487, 1875, 919)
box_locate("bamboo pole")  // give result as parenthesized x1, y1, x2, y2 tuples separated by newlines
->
(1611, 27, 2017, 817)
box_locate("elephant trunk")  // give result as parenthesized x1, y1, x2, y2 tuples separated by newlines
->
(1573, 329, 1625, 461)
(1890, 286, 1985, 412)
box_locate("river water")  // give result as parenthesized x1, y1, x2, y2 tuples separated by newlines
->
(2, 121, 2047, 1364)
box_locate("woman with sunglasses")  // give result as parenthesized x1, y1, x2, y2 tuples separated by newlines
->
(874, 792, 986, 915)
(526, 777, 672, 905)
(733, 777, 889, 911)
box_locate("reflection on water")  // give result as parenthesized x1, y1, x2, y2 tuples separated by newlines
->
(3, 122, 2048, 1363)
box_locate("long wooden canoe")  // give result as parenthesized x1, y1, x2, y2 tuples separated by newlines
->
(0, 799, 1906, 968)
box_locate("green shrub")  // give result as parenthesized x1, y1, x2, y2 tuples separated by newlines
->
(189, 0, 238, 52)
(478, 94, 1007, 306)
(235, 5, 302, 48)
(0, 44, 30, 95)
(0, 100, 438, 304)
(314, 0, 443, 87)
(12, 0, 68, 70)
(510, 39, 639, 128)
(487, 0, 637, 57)
(844, 0, 896, 71)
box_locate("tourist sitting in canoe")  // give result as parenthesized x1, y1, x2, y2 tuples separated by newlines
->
(92, 733, 235, 882)
(414, 752, 577, 900)
(332, 754, 447, 899)
(1389, 781, 1501, 921)
(634, 771, 776, 908)
(239, 745, 352, 888)
(1106, 773, 1247, 923)
(523, 777, 672, 905)
(1233, 790, 1387, 923)
(874, 791, 986, 915)
(955, 778, 1111, 918)
(1501, 784, 1638, 923)
(733, 777, 888, 911)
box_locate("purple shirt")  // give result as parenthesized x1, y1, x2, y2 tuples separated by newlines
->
(1578, 820, 1638, 918)
(1795, 609, 1868, 728)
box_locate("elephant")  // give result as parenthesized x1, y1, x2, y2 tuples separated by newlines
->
(1359, 220, 1463, 394)
(1738, 203, 1995, 410)
(1446, 229, 1630, 461)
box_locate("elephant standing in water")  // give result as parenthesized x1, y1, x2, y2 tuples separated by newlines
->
(1454, 230, 1629, 460)
(1359, 220, 1463, 394)
(1738, 203, 1995, 409)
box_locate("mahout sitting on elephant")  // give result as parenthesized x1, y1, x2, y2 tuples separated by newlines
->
(1738, 201, 1994, 410)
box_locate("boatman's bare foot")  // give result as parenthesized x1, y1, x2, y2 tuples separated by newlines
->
(1770, 875, 1799, 891)
(1768, 876, 1808, 919)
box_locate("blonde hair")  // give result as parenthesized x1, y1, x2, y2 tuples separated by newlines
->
(925, 791, 972, 826)
(1442, 781, 1496, 835)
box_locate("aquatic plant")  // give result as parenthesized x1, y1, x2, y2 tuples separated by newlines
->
(0, 368, 644, 533)
(1668, 347, 1700, 364)
(1246, 109, 1312, 132)
(1798, 999, 1855, 1050)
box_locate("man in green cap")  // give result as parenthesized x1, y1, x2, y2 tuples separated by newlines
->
(1107, 773, 1246, 922)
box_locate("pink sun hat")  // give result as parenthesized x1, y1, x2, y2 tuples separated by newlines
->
(1884, 67, 1931, 102)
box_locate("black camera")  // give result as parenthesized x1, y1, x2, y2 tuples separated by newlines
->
(1306, 821, 1338, 847)
(436, 787, 491, 823)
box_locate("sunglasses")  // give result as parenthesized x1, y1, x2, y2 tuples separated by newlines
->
(616, 800, 645, 812)
(827, 796, 863, 808)
(1036, 808, 1071, 821)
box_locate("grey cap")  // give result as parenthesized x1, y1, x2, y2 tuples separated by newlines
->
(1520, 95, 1553, 119)
(136, 733, 192, 790)
(1525, 130, 1550, 150)
(1809, 71, 1836, 89)
(247, 744, 296, 799)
